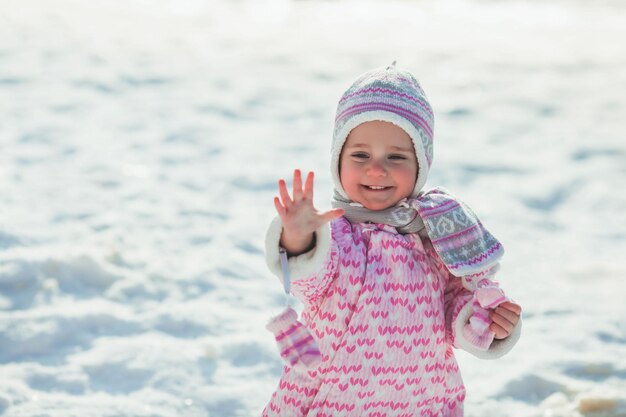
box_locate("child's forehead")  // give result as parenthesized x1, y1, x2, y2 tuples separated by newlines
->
(349, 120, 410, 136)
(343, 121, 415, 149)
(343, 141, 414, 152)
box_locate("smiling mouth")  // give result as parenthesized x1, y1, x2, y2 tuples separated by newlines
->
(362, 185, 392, 191)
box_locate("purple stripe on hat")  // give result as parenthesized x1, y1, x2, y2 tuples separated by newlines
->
(336, 102, 433, 138)
(339, 87, 434, 116)
(336, 100, 433, 132)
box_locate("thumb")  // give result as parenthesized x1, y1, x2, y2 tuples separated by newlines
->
(320, 208, 344, 223)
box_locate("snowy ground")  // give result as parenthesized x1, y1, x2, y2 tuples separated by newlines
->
(1, 0, 625, 416)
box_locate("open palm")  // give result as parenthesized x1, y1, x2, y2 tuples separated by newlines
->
(274, 169, 344, 255)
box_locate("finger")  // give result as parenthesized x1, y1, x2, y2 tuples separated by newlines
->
(500, 302, 522, 316)
(320, 208, 345, 223)
(490, 311, 514, 333)
(293, 169, 303, 201)
(494, 306, 520, 325)
(273, 197, 286, 218)
(303, 171, 314, 201)
(490, 322, 509, 339)
(278, 179, 292, 208)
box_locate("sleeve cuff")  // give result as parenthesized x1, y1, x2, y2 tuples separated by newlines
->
(454, 300, 522, 360)
(264, 216, 332, 285)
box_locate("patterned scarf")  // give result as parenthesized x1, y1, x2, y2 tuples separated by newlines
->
(331, 187, 504, 277)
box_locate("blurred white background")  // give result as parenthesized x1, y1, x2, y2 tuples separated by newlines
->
(1, 0, 625, 416)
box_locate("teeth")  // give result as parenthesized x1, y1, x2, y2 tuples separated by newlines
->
(367, 186, 387, 190)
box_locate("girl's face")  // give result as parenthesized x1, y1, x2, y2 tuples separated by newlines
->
(339, 121, 418, 211)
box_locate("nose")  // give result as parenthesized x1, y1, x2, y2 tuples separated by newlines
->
(366, 161, 387, 177)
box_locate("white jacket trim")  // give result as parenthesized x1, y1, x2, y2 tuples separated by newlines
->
(265, 216, 332, 286)
(454, 300, 522, 359)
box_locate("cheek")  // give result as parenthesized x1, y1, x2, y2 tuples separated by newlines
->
(397, 166, 418, 190)
(339, 163, 360, 191)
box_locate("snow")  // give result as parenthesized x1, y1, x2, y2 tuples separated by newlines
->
(1, 0, 625, 416)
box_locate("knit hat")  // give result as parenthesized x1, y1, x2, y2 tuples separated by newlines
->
(331, 61, 435, 199)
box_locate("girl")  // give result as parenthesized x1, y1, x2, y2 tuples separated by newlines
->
(262, 62, 522, 417)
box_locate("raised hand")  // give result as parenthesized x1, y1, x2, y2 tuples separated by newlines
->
(490, 302, 522, 339)
(274, 169, 344, 255)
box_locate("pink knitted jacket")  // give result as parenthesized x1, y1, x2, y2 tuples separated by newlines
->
(263, 216, 521, 417)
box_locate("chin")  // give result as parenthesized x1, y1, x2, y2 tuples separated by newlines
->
(363, 201, 397, 211)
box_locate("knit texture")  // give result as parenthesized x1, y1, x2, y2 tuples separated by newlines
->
(332, 187, 504, 277)
(262, 217, 521, 417)
(408, 188, 504, 277)
(331, 62, 435, 198)
(267, 306, 323, 372)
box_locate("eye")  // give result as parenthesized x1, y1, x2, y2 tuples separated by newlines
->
(389, 154, 407, 160)
(351, 152, 369, 160)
